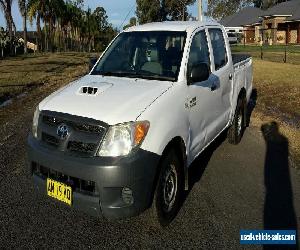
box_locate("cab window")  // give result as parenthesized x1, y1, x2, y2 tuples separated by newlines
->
(208, 29, 228, 70)
(187, 30, 210, 76)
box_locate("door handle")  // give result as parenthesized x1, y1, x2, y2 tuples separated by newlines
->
(229, 73, 233, 80)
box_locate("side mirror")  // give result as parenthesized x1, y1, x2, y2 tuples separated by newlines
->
(188, 63, 210, 84)
(89, 57, 98, 71)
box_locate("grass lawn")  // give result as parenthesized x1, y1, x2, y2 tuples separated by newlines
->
(0, 53, 95, 104)
(232, 44, 300, 53)
(253, 59, 300, 118)
(252, 59, 300, 165)
(232, 45, 300, 65)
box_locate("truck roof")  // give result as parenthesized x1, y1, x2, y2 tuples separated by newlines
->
(124, 21, 221, 33)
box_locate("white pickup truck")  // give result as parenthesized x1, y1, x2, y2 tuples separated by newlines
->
(27, 21, 252, 227)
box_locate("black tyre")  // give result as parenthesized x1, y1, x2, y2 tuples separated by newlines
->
(228, 97, 246, 145)
(147, 149, 183, 228)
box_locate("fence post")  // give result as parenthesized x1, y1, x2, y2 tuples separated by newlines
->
(284, 43, 287, 63)
(260, 45, 263, 60)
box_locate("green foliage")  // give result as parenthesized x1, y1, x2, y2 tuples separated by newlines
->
(18, 0, 27, 16)
(136, 0, 196, 24)
(209, 0, 292, 20)
(136, 0, 161, 24)
(207, 0, 253, 20)
(25, 0, 117, 53)
(123, 17, 137, 30)
(0, 26, 24, 56)
(164, 0, 196, 21)
(0, 27, 9, 44)
(254, 0, 291, 9)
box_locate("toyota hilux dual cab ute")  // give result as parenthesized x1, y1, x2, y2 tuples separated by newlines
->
(28, 21, 252, 227)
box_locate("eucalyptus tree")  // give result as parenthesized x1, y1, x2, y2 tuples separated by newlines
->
(0, 27, 9, 57)
(136, 0, 196, 23)
(0, 0, 16, 54)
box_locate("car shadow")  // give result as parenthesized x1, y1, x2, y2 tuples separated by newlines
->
(246, 88, 257, 127)
(182, 88, 258, 202)
(261, 122, 298, 249)
(183, 130, 228, 203)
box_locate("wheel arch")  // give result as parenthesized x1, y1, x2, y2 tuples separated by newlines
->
(162, 136, 188, 191)
(150, 136, 189, 207)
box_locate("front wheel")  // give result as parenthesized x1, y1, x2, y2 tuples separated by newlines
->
(228, 97, 246, 145)
(147, 149, 183, 228)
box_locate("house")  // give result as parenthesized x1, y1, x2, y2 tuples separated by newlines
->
(221, 0, 300, 45)
(16, 31, 38, 51)
(220, 7, 266, 44)
(260, 0, 300, 44)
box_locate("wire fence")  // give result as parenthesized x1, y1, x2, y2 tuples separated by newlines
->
(231, 45, 300, 65)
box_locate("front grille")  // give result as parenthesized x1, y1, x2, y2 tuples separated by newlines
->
(32, 162, 98, 196)
(72, 123, 104, 134)
(42, 133, 59, 147)
(39, 111, 108, 156)
(42, 115, 105, 134)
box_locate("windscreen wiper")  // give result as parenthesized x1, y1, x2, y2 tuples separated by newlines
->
(131, 74, 175, 81)
(94, 71, 174, 81)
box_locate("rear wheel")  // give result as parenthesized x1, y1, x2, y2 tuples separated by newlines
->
(228, 97, 246, 145)
(147, 149, 183, 228)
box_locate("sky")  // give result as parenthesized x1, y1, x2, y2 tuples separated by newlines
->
(0, 0, 207, 31)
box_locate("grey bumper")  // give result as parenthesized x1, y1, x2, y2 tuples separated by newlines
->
(27, 135, 160, 219)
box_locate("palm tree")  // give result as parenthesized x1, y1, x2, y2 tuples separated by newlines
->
(18, 0, 27, 54)
(60, 0, 78, 51)
(44, 0, 64, 51)
(28, 0, 45, 51)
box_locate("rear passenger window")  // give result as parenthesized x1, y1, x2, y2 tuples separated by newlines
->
(187, 31, 210, 75)
(209, 29, 228, 70)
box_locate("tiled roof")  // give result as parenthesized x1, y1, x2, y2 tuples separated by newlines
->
(263, 0, 300, 17)
(220, 7, 265, 27)
(221, 1, 300, 27)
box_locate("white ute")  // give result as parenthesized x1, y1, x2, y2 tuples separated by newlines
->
(28, 21, 253, 227)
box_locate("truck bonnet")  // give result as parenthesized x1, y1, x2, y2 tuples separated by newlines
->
(39, 75, 173, 125)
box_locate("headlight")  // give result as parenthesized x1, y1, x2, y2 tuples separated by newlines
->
(98, 121, 150, 157)
(32, 106, 40, 138)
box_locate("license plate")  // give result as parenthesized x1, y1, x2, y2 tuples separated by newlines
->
(47, 178, 72, 206)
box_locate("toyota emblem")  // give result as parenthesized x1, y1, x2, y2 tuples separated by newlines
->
(57, 123, 69, 140)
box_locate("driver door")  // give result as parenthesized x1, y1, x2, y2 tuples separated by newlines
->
(187, 29, 221, 160)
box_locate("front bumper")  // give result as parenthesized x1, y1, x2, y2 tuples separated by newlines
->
(27, 135, 160, 219)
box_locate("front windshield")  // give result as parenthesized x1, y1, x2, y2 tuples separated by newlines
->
(91, 31, 187, 82)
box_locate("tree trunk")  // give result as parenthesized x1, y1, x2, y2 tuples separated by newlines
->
(36, 14, 42, 51)
(44, 25, 48, 52)
(63, 28, 67, 52)
(12, 18, 16, 35)
(23, 14, 28, 54)
(49, 19, 53, 52)
(6, 12, 13, 54)
(12, 14, 16, 55)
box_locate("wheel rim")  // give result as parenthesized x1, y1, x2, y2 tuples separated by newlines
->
(162, 164, 178, 213)
(237, 110, 243, 136)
